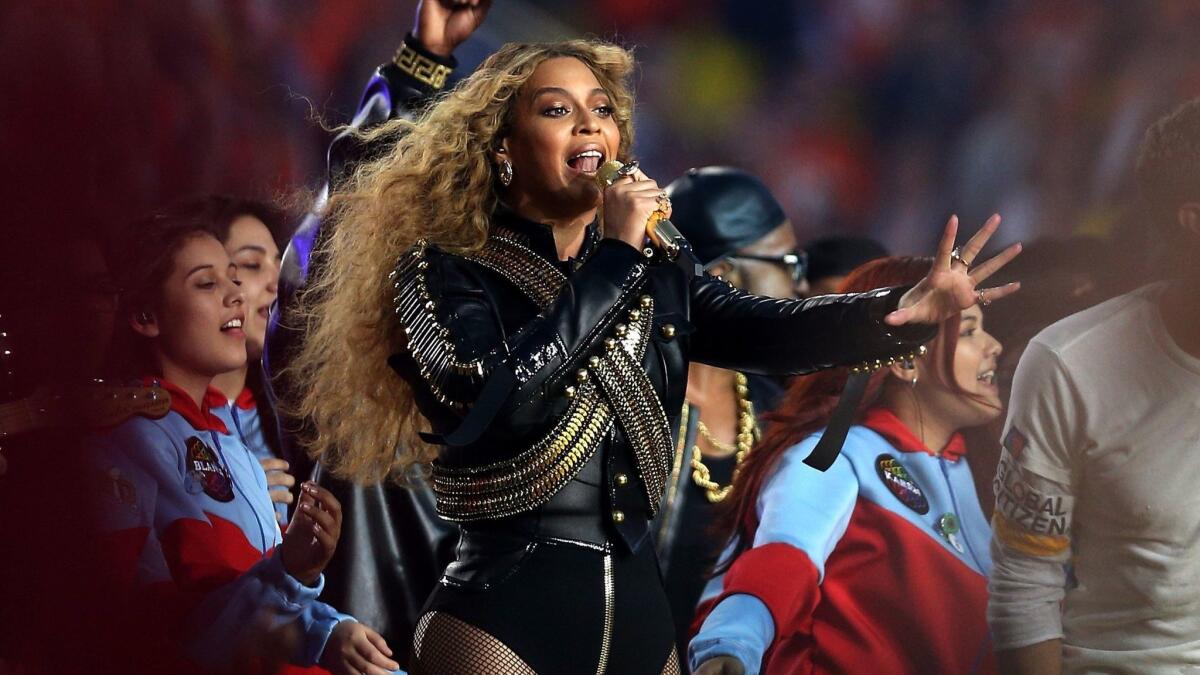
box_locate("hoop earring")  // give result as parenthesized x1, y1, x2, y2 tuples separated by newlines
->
(498, 159, 513, 187)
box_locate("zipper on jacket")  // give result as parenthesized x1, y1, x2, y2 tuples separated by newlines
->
(596, 552, 614, 674)
(939, 458, 985, 571)
(210, 429, 271, 553)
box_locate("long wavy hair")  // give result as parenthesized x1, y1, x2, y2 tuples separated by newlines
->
(288, 40, 636, 483)
(713, 256, 977, 571)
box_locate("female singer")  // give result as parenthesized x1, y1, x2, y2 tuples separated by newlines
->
(291, 37, 1020, 674)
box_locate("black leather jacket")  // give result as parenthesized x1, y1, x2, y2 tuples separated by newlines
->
(388, 208, 934, 588)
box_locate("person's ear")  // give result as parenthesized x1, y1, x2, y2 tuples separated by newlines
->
(129, 310, 159, 339)
(488, 138, 511, 167)
(1178, 202, 1200, 236)
(887, 357, 919, 386)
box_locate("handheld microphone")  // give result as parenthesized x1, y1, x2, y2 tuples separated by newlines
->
(596, 160, 689, 261)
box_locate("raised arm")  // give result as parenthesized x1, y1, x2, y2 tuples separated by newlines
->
(265, 1, 491, 455)
(691, 214, 1021, 376)
(325, 1, 491, 185)
(689, 277, 933, 375)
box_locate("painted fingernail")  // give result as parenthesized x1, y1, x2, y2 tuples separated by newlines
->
(313, 524, 322, 533)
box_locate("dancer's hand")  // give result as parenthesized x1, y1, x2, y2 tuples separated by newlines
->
(603, 168, 671, 251)
(695, 656, 746, 675)
(886, 214, 1022, 326)
(413, 0, 493, 57)
(321, 621, 401, 675)
(279, 482, 342, 586)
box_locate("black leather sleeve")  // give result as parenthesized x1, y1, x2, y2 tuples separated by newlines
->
(404, 239, 646, 438)
(688, 274, 937, 376)
(326, 34, 454, 189)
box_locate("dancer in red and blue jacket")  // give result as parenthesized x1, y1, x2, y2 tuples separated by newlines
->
(691, 257, 1004, 675)
(94, 377, 348, 670)
(95, 207, 398, 674)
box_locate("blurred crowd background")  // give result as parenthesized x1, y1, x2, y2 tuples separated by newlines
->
(5, 0, 1200, 326)
(8, 1, 1200, 251)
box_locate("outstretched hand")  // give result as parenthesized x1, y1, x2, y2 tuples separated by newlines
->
(886, 214, 1022, 326)
(413, 0, 493, 57)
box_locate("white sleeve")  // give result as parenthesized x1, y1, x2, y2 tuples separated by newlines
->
(988, 339, 1082, 650)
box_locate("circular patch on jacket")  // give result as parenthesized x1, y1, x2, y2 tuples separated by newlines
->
(185, 436, 234, 503)
(875, 454, 929, 514)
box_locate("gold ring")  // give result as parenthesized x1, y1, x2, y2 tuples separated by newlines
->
(950, 247, 970, 270)
(976, 288, 991, 306)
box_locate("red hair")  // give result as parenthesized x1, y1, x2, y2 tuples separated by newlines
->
(713, 256, 968, 570)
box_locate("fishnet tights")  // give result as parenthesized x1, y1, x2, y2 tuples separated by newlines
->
(410, 611, 682, 674)
(660, 647, 681, 675)
(411, 611, 536, 675)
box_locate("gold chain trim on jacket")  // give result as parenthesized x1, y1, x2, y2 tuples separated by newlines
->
(391, 242, 485, 409)
(433, 381, 615, 520)
(849, 345, 928, 374)
(397, 230, 673, 520)
(589, 295, 674, 513)
(464, 228, 566, 308)
(431, 293, 659, 521)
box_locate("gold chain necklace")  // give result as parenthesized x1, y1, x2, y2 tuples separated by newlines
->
(689, 372, 760, 503)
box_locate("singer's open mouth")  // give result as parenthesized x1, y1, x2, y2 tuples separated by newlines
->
(566, 147, 605, 175)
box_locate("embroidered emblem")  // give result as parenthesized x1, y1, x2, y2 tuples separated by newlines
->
(185, 436, 234, 503)
(875, 454, 929, 514)
(1003, 427, 1027, 459)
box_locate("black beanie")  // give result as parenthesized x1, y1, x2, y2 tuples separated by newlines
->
(666, 166, 787, 267)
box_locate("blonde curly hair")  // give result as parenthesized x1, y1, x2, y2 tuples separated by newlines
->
(288, 40, 637, 483)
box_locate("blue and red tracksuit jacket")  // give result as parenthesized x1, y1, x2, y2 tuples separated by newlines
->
(210, 386, 289, 524)
(690, 408, 997, 675)
(91, 378, 349, 671)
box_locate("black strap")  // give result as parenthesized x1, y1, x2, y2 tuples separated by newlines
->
(418, 364, 516, 447)
(803, 371, 869, 471)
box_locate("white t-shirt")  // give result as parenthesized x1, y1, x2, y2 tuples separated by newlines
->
(987, 282, 1200, 672)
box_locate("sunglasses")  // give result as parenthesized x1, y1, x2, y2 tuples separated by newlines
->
(725, 250, 808, 283)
